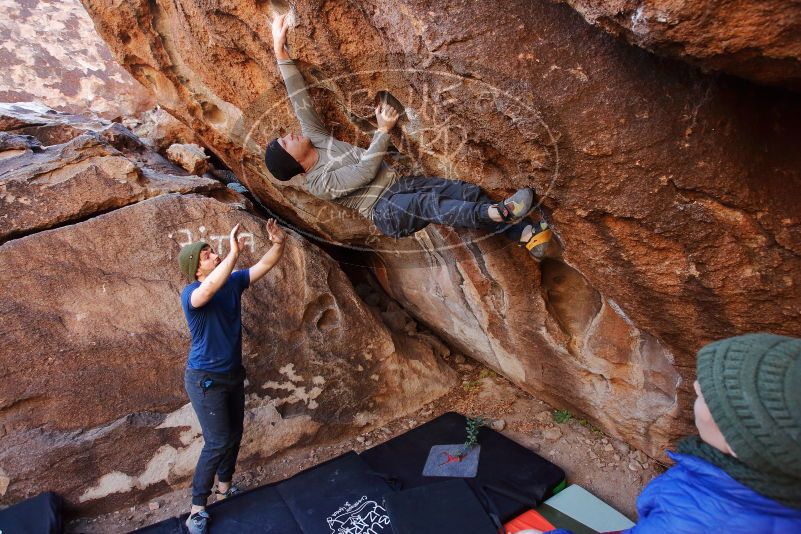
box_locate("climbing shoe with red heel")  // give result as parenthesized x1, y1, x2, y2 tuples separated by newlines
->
(493, 187, 534, 222)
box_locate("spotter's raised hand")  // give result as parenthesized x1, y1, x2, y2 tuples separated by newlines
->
(266, 218, 286, 244)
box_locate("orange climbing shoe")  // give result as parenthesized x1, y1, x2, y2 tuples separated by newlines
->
(520, 221, 554, 260)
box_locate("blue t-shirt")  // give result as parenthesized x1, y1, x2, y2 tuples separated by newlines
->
(181, 269, 250, 373)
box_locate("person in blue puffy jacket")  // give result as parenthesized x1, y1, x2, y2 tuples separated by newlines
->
(519, 333, 801, 534)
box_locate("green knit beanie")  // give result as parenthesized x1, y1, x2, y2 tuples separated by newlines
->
(178, 241, 208, 281)
(696, 333, 801, 477)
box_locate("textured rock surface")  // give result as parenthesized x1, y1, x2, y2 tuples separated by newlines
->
(80, 0, 801, 459)
(373, 234, 681, 452)
(0, 0, 154, 117)
(559, 0, 801, 89)
(165, 143, 209, 175)
(126, 108, 203, 151)
(0, 103, 220, 242)
(0, 110, 456, 512)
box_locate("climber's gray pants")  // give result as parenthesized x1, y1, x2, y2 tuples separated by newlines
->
(372, 177, 529, 240)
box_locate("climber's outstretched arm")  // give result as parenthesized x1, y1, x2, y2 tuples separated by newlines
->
(271, 13, 328, 139)
(272, 13, 292, 61)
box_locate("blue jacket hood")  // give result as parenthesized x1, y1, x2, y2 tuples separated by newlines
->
(665, 452, 801, 517)
(622, 451, 801, 533)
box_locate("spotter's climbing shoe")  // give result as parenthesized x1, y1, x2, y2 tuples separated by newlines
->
(493, 187, 534, 222)
(214, 484, 241, 501)
(521, 221, 554, 260)
(185, 510, 209, 534)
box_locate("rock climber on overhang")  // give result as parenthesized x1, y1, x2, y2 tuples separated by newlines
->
(264, 13, 558, 259)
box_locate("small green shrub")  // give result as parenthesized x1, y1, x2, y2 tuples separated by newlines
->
(576, 417, 603, 434)
(552, 409, 573, 424)
(460, 416, 489, 457)
(552, 410, 603, 433)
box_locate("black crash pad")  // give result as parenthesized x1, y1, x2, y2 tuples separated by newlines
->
(133, 452, 393, 534)
(277, 451, 394, 533)
(133, 483, 300, 534)
(133, 413, 565, 533)
(360, 412, 565, 522)
(0, 491, 63, 534)
(207, 484, 300, 534)
(132, 516, 183, 534)
(383, 479, 497, 534)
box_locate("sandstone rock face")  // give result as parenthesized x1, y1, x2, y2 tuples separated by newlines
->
(373, 232, 682, 452)
(80, 0, 801, 458)
(0, 0, 154, 118)
(126, 108, 203, 151)
(0, 103, 220, 242)
(165, 143, 209, 175)
(0, 107, 456, 512)
(559, 0, 801, 89)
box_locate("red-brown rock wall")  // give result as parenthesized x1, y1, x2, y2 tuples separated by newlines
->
(0, 104, 221, 243)
(78, 0, 801, 458)
(0, 106, 456, 512)
(557, 0, 801, 89)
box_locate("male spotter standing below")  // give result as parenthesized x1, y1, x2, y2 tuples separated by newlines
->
(177, 219, 286, 534)
(265, 14, 557, 258)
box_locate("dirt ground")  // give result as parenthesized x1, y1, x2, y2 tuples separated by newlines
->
(68, 356, 663, 532)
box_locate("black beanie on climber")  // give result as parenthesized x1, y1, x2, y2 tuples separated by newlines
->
(264, 138, 304, 181)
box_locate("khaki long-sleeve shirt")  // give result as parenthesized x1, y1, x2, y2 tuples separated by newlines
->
(278, 59, 398, 219)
